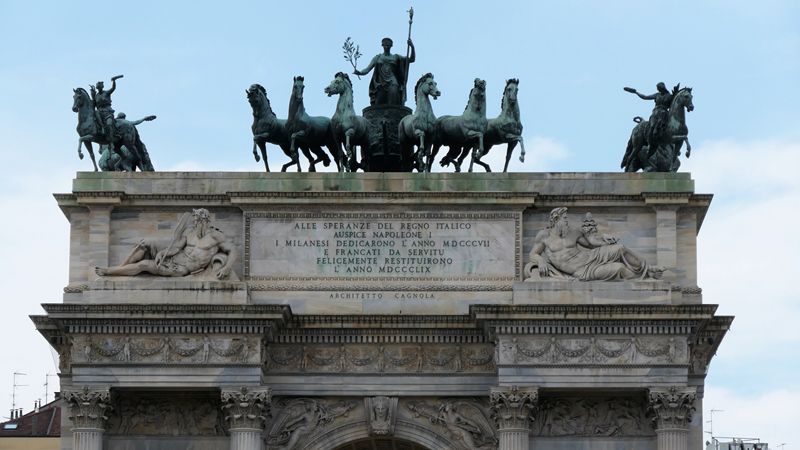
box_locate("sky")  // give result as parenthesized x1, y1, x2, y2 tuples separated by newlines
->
(0, 0, 799, 446)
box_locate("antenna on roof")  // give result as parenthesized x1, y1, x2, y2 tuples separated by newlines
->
(43, 373, 58, 404)
(11, 372, 27, 418)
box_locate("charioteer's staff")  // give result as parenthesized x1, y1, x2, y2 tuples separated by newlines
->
(403, 7, 414, 93)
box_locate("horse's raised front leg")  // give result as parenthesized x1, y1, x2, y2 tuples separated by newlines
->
(518, 136, 526, 163)
(280, 143, 299, 172)
(299, 146, 316, 172)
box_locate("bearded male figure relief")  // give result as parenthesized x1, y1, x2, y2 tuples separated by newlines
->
(525, 207, 664, 281)
(95, 208, 238, 280)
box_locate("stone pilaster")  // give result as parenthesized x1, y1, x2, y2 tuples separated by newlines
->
(63, 387, 111, 450)
(221, 387, 271, 450)
(648, 386, 697, 450)
(87, 205, 113, 281)
(490, 386, 539, 450)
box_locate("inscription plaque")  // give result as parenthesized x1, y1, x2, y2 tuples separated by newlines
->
(246, 212, 518, 280)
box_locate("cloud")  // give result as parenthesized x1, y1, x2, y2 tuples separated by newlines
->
(684, 139, 800, 391)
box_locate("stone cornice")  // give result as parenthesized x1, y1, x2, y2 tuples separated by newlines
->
(40, 303, 291, 318)
(471, 304, 718, 320)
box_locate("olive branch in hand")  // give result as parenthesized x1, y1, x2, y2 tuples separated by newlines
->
(343, 37, 362, 79)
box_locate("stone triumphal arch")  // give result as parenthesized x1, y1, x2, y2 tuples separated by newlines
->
(33, 172, 730, 450)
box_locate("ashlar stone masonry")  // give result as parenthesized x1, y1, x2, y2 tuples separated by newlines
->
(33, 172, 731, 450)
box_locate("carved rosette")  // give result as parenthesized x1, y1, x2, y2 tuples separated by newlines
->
(490, 386, 539, 431)
(647, 386, 697, 430)
(63, 387, 112, 430)
(221, 387, 271, 430)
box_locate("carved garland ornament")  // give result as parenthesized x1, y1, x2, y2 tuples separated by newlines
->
(265, 343, 495, 373)
(75, 335, 255, 364)
(501, 335, 686, 365)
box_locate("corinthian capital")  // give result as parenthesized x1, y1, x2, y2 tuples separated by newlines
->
(489, 386, 539, 430)
(647, 386, 697, 430)
(62, 386, 112, 430)
(221, 386, 271, 430)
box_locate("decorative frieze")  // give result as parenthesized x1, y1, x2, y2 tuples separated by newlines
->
(406, 399, 497, 450)
(264, 343, 494, 373)
(72, 335, 258, 364)
(266, 398, 356, 450)
(497, 335, 688, 366)
(490, 386, 539, 431)
(221, 387, 272, 430)
(533, 396, 654, 437)
(63, 387, 112, 430)
(647, 386, 697, 430)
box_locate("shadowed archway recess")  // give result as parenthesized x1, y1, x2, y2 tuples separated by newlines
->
(333, 438, 432, 450)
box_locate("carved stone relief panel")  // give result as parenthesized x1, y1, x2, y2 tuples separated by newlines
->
(266, 398, 359, 450)
(533, 395, 655, 437)
(365, 396, 398, 436)
(106, 391, 227, 436)
(72, 335, 260, 364)
(404, 398, 497, 450)
(497, 335, 688, 366)
(264, 343, 495, 374)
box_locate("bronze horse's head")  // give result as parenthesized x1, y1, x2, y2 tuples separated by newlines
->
(503, 79, 520, 106)
(246, 83, 267, 105)
(674, 87, 694, 112)
(72, 87, 89, 112)
(324, 72, 351, 97)
(415, 73, 440, 100)
(292, 76, 305, 101)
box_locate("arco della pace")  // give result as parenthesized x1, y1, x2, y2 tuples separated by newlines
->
(46, 9, 726, 450)
(33, 170, 731, 450)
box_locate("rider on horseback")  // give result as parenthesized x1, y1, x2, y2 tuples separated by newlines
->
(90, 75, 123, 144)
(624, 82, 673, 147)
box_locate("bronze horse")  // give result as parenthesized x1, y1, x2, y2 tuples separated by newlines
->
(399, 73, 441, 172)
(622, 87, 694, 172)
(287, 76, 343, 172)
(324, 73, 369, 172)
(433, 79, 488, 173)
(247, 84, 330, 172)
(72, 87, 155, 171)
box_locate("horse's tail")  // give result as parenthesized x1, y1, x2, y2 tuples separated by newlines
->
(633, 116, 644, 124)
(135, 135, 155, 171)
(621, 137, 633, 170)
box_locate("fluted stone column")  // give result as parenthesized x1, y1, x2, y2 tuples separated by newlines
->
(222, 387, 271, 450)
(648, 386, 697, 450)
(490, 386, 539, 450)
(63, 387, 111, 450)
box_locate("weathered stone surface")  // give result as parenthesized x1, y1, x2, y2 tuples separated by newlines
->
(36, 172, 731, 450)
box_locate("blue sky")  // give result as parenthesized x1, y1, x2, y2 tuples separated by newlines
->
(1, 0, 798, 445)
